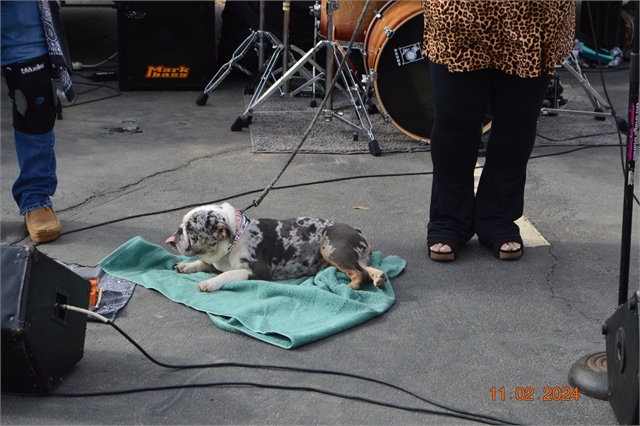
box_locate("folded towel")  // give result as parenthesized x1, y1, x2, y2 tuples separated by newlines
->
(100, 237, 405, 349)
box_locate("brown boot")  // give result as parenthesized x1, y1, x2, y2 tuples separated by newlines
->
(24, 206, 62, 243)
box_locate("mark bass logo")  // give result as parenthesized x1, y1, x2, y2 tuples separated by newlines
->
(145, 65, 190, 79)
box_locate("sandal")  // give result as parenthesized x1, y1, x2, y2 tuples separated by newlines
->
(428, 238, 459, 262)
(492, 237, 523, 260)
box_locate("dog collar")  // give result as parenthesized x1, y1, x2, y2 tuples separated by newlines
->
(227, 210, 250, 253)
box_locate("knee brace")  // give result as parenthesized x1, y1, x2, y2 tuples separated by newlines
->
(2, 54, 58, 135)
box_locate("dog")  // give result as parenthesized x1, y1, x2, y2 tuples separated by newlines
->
(165, 202, 387, 292)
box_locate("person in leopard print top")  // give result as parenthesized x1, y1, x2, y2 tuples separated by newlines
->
(422, 0, 575, 261)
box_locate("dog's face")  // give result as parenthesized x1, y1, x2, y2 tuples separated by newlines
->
(166, 205, 234, 257)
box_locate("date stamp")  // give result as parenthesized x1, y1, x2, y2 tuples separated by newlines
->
(491, 386, 580, 401)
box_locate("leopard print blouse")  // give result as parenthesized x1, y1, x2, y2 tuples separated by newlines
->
(422, 0, 575, 78)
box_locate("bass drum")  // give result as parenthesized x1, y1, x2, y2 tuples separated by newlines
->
(364, 1, 491, 142)
(364, 1, 432, 141)
(320, 0, 388, 43)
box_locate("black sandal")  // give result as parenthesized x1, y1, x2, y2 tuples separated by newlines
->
(428, 238, 459, 262)
(492, 237, 523, 260)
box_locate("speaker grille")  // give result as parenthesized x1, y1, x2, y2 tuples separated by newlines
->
(117, 1, 216, 91)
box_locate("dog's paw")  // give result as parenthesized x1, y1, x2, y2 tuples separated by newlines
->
(175, 261, 201, 274)
(370, 270, 387, 289)
(175, 260, 213, 274)
(196, 278, 224, 292)
(363, 266, 386, 289)
(196, 281, 212, 292)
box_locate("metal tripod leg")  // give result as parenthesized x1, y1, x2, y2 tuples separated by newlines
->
(540, 53, 628, 132)
(231, 40, 327, 130)
(244, 32, 325, 102)
(323, 42, 379, 155)
(195, 31, 260, 106)
(231, 39, 381, 156)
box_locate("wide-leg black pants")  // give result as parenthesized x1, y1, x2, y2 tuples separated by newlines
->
(427, 62, 552, 247)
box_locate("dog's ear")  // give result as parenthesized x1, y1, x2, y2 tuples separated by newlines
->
(188, 210, 233, 241)
(213, 220, 233, 240)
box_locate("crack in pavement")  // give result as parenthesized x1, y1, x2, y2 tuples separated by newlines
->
(57, 146, 248, 215)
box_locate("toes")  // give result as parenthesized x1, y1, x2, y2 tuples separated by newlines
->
(501, 242, 522, 252)
(374, 276, 386, 289)
(196, 282, 209, 292)
(430, 244, 452, 253)
(370, 271, 387, 289)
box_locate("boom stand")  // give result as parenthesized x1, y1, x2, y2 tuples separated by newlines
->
(230, 0, 381, 156)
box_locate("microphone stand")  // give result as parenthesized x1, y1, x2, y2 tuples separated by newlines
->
(567, 0, 639, 404)
(617, 3, 638, 308)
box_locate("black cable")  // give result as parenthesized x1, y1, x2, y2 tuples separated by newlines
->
(52, 143, 640, 232)
(8, 142, 636, 247)
(584, 1, 630, 177)
(535, 131, 618, 142)
(9, 316, 513, 425)
(103, 320, 516, 425)
(4, 382, 508, 425)
(61, 76, 122, 107)
(2, 307, 517, 425)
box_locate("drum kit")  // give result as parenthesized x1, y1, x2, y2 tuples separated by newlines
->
(195, 0, 437, 156)
(195, 0, 623, 155)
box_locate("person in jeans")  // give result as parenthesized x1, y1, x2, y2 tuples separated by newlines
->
(422, 0, 575, 261)
(2, 0, 75, 242)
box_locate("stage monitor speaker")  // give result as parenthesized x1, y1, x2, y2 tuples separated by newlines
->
(604, 291, 639, 425)
(117, 1, 216, 91)
(1, 245, 91, 394)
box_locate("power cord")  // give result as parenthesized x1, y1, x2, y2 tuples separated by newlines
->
(26, 304, 518, 425)
(61, 74, 122, 108)
(71, 52, 118, 70)
(9, 142, 635, 247)
(584, 1, 633, 183)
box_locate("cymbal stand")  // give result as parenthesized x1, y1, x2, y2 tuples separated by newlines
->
(231, 0, 381, 156)
(540, 52, 628, 132)
(309, 1, 323, 107)
(195, 0, 318, 107)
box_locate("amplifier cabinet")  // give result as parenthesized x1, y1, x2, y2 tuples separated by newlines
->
(117, 1, 216, 91)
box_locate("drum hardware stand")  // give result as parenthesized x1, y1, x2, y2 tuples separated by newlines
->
(308, 1, 323, 108)
(540, 52, 628, 132)
(231, 0, 382, 156)
(195, 0, 321, 107)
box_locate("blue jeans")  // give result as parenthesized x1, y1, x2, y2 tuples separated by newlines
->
(2, 1, 57, 215)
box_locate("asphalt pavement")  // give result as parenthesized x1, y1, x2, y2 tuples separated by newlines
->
(1, 4, 638, 425)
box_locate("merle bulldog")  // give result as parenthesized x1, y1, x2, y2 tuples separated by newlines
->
(165, 202, 387, 292)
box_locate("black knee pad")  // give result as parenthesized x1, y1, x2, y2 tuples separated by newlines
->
(2, 54, 57, 135)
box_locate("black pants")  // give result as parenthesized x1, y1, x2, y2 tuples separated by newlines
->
(427, 62, 552, 247)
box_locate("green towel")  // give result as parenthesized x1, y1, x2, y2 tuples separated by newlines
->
(100, 237, 405, 349)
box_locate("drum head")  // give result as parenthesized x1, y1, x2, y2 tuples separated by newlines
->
(373, 13, 434, 141)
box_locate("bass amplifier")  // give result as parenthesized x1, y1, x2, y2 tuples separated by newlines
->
(117, 1, 216, 91)
(1, 245, 91, 394)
